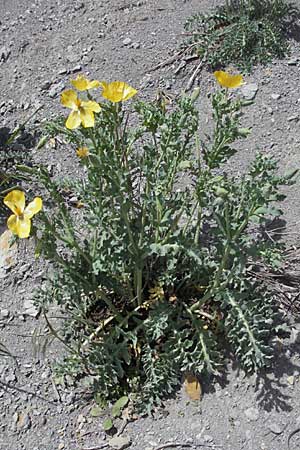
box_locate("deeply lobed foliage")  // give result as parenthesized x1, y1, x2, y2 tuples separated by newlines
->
(183, 0, 298, 70)
(20, 80, 296, 412)
(0, 110, 40, 216)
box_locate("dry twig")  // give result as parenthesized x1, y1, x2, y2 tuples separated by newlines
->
(82, 445, 108, 450)
(153, 443, 222, 450)
(185, 57, 205, 91)
(148, 44, 197, 72)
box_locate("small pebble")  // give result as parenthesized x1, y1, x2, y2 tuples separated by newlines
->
(271, 93, 281, 100)
(123, 37, 132, 46)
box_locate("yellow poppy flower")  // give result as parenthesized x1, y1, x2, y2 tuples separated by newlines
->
(70, 74, 100, 91)
(4, 190, 42, 239)
(214, 71, 244, 89)
(76, 146, 89, 158)
(100, 81, 137, 103)
(61, 90, 101, 129)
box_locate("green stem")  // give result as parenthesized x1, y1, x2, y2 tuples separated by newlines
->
(135, 268, 143, 306)
(95, 288, 123, 323)
(182, 199, 199, 237)
(89, 128, 98, 152)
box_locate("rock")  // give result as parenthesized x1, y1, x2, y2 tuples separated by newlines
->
(71, 65, 82, 72)
(244, 407, 260, 421)
(132, 42, 140, 49)
(0, 230, 17, 276)
(271, 93, 281, 100)
(267, 422, 286, 435)
(290, 323, 300, 344)
(48, 81, 65, 98)
(74, 2, 85, 11)
(108, 435, 132, 450)
(287, 115, 299, 122)
(241, 83, 258, 100)
(66, 45, 80, 63)
(23, 299, 40, 318)
(287, 375, 295, 386)
(287, 58, 298, 65)
(0, 309, 9, 319)
(6, 370, 16, 382)
(58, 67, 68, 75)
(123, 37, 132, 46)
(0, 46, 10, 62)
(17, 412, 32, 430)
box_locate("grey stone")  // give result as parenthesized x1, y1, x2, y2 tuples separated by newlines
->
(58, 67, 68, 75)
(109, 435, 132, 450)
(0, 309, 9, 319)
(244, 407, 260, 421)
(74, 2, 85, 11)
(17, 412, 32, 431)
(41, 80, 51, 91)
(71, 65, 82, 72)
(0, 46, 10, 62)
(287, 115, 299, 122)
(268, 422, 286, 434)
(241, 83, 258, 100)
(123, 37, 132, 46)
(271, 93, 281, 100)
(66, 45, 80, 63)
(290, 324, 300, 344)
(48, 81, 65, 98)
(23, 299, 39, 318)
(287, 58, 298, 65)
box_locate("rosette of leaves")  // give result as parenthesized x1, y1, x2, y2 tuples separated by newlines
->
(0, 109, 41, 217)
(27, 84, 296, 412)
(183, 0, 299, 70)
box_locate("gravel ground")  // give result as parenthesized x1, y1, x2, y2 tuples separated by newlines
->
(1, 1, 300, 450)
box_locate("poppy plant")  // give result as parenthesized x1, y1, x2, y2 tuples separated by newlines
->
(4, 190, 42, 238)
(100, 81, 137, 103)
(70, 74, 100, 91)
(214, 71, 244, 89)
(61, 89, 101, 129)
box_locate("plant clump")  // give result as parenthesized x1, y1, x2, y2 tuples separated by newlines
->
(5, 73, 296, 413)
(183, 0, 298, 71)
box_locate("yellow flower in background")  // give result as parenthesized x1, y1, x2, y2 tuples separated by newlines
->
(76, 146, 90, 158)
(61, 90, 101, 129)
(70, 74, 100, 91)
(100, 81, 137, 103)
(214, 71, 244, 89)
(4, 190, 42, 239)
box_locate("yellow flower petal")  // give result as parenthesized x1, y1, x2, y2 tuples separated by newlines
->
(81, 100, 101, 113)
(80, 109, 95, 128)
(88, 80, 101, 89)
(7, 214, 18, 235)
(61, 90, 79, 109)
(214, 71, 244, 89)
(100, 81, 138, 103)
(71, 75, 100, 91)
(24, 197, 43, 219)
(16, 217, 31, 238)
(4, 190, 25, 216)
(76, 147, 90, 158)
(7, 214, 31, 238)
(66, 110, 81, 129)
